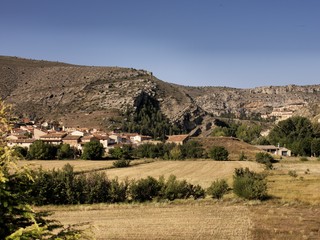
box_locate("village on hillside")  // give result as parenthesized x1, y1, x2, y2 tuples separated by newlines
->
(6, 117, 291, 157)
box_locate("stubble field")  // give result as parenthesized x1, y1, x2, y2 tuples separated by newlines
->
(28, 159, 320, 239)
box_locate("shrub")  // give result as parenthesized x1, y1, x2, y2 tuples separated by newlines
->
(255, 152, 274, 169)
(81, 141, 104, 160)
(207, 179, 229, 199)
(208, 146, 229, 161)
(57, 143, 74, 160)
(300, 157, 308, 162)
(159, 175, 193, 200)
(233, 168, 268, 200)
(27, 140, 58, 160)
(129, 177, 161, 202)
(12, 146, 28, 159)
(113, 159, 131, 168)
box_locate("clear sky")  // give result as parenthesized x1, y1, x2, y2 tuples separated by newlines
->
(1, 0, 319, 88)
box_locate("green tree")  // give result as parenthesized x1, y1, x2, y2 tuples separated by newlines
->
(81, 141, 104, 160)
(236, 124, 261, 143)
(57, 143, 74, 159)
(109, 145, 132, 159)
(233, 168, 268, 200)
(27, 140, 57, 160)
(208, 146, 229, 161)
(180, 140, 204, 159)
(255, 152, 274, 169)
(268, 116, 314, 156)
(0, 101, 81, 239)
(169, 145, 183, 160)
(311, 138, 320, 157)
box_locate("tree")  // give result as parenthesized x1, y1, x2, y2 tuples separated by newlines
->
(57, 143, 74, 159)
(208, 146, 229, 161)
(311, 138, 320, 157)
(180, 140, 204, 159)
(81, 141, 104, 160)
(27, 140, 57, 160)
(169, 146, 183, 160)
(255, 152, 274, 169)
(268, 116, 314, 156)
(109, 145, 132, 160)
(0, 101, 81, 239)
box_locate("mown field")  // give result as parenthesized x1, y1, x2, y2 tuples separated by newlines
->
(28, 158, 320, 239)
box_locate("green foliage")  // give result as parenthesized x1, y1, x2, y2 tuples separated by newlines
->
(255, 152, 274, 169)
(207, 179, 229, 199)
(109, 145, 133, 159)
(0, 101, 82, 239)
(27, 140, 58, 160)
(12, 146, 28, 159)
(81, 141, 104, 160)
(57, 143, 75, 159)
(268, 116, 314, 156)
(300, 157, 308, 162)
(169, 145, 183, 160)
(129, 176, 161, 202)
(233, 168, 268, 200)
(180, 140, 204, 159)
(236, 124, 261, 143)
(122, 95, 182, 140)
(113, 159, 131, 168)
(311, 138, 320, 157)
(208, 146, 229, 161)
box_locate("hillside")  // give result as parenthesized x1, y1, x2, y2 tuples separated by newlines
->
(1, 55, 320, 131)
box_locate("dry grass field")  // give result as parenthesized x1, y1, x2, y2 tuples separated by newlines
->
(42, 201, 254, 240)
(28, 158, 320, 239)
(101, 160, 264, 188)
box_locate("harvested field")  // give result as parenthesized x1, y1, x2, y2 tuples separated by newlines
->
(250, 203, 320, 240)
(268, 161, 320, 204)
(46, 201, 253, 240)
(17, 159, 145, 172)
(42, 201, 320, 240)
(101, 160, 264, 187)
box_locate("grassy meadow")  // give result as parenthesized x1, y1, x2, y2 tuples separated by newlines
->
(27, 158, 320, 239)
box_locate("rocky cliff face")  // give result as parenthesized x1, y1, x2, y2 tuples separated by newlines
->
(1, 56, 320, 130)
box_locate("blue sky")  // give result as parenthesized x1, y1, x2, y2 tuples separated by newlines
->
(1, 0, 319, 88)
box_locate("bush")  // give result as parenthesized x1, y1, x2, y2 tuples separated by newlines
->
(233, 168, 268, 200)
(81, 141, 104, 160)
(57, 144, 74, 160)
(208, 146, 229, 161)
(113, 159, 131, 168)
(255, 152, 274, 169)
(159, 175, 193, 200)
(12, 146, 28, 158)
(129, 176, 161, 202)
(27, 140, 58, 160)
(207, 179, 229, 199)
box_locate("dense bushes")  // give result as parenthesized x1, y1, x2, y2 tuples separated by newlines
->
(29, 165, 206, 205)
(208, 146, 229, 160)
(81, 141, 104, 160)
(233, 168, 268, 200)
(207, 179, 229, 199)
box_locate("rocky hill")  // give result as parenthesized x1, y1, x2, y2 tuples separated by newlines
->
(1, 56, 320, 131)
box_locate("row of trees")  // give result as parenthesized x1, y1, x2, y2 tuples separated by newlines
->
(268, 116, 320, 156)
(14, 140, 105, 160)
(28, 164, 268, 206)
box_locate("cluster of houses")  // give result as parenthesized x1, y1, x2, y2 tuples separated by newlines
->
(5, 120, 190, 153)
(6, 119, 292, 157)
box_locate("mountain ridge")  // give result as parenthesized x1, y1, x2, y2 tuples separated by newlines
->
(1, 56, 320, 131)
